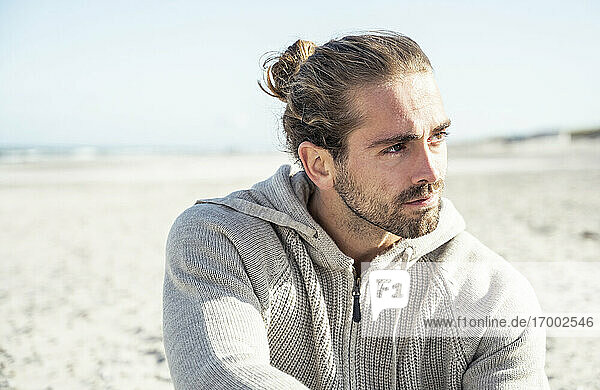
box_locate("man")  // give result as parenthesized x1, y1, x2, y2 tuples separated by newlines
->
(163, 32, 550, 389)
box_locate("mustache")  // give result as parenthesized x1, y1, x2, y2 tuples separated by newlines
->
(396, 179, 445, 203)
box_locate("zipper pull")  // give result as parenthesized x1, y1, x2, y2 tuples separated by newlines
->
(400, 246, 415, 270)
(352, 269, 361, 323)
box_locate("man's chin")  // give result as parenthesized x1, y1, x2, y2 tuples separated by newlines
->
(395, 207, 441, 238)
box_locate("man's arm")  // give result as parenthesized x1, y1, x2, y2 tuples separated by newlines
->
(459, 263, 551, 390)
(162, 208, 310, 390)
(461, 325, 550, 389)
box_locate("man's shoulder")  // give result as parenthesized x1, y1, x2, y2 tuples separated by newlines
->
(432, 231, 545, 365)
(165, 198, 289, 282)
(169, 198, 272, 241)
(432, 231, 539, 311)
(436, 230, 519, 277)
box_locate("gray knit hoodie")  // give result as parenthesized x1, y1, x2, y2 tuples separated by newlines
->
(163, 165, 550, 389)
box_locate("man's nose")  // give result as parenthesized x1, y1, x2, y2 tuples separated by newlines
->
(411, 146, 442, 185)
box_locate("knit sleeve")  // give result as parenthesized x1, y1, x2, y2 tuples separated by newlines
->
(461, 325, 550, 389)
(460, 268, 550, 390)
(162, 208, 310, 390)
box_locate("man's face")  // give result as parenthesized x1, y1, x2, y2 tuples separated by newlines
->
(333, 73, 449, 239)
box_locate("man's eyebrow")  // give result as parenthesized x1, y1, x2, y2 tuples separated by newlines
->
(432, 119, 452, 133)
(367, 119, 452, 149)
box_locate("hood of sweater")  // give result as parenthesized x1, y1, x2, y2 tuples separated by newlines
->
(197, 164, 466, 272)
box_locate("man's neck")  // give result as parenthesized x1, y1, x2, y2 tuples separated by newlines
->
(307, 188, 400, 265)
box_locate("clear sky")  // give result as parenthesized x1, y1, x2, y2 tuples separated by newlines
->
(1, 0, 599, 152)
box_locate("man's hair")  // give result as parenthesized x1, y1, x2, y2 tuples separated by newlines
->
(260, 31, 433, 163)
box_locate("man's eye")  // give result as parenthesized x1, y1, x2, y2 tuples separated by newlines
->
(429, 131, 450, 143)
(383, 143, 407, 154)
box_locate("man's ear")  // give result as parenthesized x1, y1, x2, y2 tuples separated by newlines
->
(298, 141, 336, 190)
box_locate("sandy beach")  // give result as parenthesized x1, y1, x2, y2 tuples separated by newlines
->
(1, 141, 599, 389)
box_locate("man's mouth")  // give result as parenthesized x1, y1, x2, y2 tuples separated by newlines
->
(404, 193, 439, 207)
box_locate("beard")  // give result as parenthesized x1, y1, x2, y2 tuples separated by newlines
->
(333, 162, 445, 239)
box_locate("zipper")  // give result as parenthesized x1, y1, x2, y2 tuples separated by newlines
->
(348, 265, 361, 389)
(352, 266, 361, 322)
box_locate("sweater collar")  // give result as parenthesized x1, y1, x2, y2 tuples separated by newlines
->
(198, 164, 465, 271)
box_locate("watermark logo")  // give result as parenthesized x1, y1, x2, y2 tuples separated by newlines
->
(369, 269, 410, 321)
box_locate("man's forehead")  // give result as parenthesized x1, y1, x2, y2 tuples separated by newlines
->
(349, 74, 448, 146)
(354, 74, 442, 117)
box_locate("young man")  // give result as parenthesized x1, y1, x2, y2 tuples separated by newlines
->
(163, 32, 550, 389)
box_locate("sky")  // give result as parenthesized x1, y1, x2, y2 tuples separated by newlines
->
(1, 0, 599, 152)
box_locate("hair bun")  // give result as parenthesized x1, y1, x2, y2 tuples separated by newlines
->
(260, 39, 316, 102)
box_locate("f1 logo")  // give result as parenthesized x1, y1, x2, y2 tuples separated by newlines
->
(369, 269, 410, 321)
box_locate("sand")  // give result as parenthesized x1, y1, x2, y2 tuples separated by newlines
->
(1, 142, 598, 389)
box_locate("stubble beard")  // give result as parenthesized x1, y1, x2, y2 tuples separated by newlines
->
(333, 162, 445, 239)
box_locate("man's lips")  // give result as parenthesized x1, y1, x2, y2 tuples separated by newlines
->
(404, 193, 439, 206)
